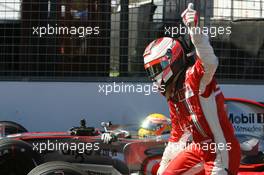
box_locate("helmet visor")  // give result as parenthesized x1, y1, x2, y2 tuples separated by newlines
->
(160, 59, 169, 69)
(145, 63, 163, 79)
(145, 56, 170, 79)
(140, 120, 163, 131)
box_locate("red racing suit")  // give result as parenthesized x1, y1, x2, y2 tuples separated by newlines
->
(163, 33, 241, 175)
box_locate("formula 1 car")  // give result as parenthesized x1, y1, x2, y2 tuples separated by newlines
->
(0, 119, 167, 175)
(0, 98, 264, 175)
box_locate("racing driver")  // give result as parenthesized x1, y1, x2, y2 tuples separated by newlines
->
(143, 3, 241, 175)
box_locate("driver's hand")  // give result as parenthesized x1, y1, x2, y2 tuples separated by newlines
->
(181, 3, 198, 28)
(101, 132, 114, 144)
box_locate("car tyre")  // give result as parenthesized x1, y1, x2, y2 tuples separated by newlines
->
(0, 121, 28, 136)
(0, 139, 42, 175)
(28, 161, 87, 175)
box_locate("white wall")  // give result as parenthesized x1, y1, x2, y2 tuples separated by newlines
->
(0, 82, 263, 131)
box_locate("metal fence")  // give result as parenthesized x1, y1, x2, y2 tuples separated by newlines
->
(0, 0, 263, 82)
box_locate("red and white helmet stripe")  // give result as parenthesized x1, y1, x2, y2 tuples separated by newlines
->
(143, 37, 174, 64)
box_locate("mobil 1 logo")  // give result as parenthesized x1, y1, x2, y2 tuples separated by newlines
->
(229, 113, 264, 124)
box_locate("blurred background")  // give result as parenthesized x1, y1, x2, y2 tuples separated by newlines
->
(0, 0, 263, 131)
(0, 0, 264, 81)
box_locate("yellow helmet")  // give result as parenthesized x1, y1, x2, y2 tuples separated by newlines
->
(138, 113, 171, 138)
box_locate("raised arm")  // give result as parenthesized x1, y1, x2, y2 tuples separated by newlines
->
(182, 3, 218, 91)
